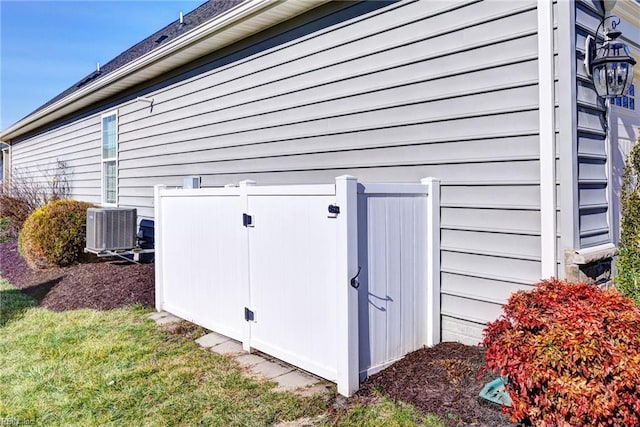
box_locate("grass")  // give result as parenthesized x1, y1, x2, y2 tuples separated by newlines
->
(0, 279, 323, 426)
(0, 278, 445, 426)
(324, 395, 444, 426)
(0, 278, 36, 326)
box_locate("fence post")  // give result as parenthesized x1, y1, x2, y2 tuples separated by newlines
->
(335, 175, 359, 396)
(154, 184, 167, 312)
(239, 180, 256, 352)
(421, 177, 441, 346)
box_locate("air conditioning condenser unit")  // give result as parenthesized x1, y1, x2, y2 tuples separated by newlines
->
(86, 207, 137, 252)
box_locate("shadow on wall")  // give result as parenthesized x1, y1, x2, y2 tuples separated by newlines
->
(610, 111, 640, 247)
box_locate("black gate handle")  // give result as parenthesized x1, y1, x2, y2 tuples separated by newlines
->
(350, 266, 362, 289)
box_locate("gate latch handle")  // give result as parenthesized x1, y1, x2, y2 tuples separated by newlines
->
(350, 266, 361, 289)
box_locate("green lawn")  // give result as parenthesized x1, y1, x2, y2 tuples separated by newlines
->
(0, 278, 444, 426)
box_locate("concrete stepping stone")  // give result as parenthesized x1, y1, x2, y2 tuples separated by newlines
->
(147, 311, 182, 325)
(209, 339, 244, 355)
(274, 370, 322, 392)
(235, 353, 267, 368)
(155, 314, 182, 325)
(249, 360, 294, 379)
(195, 332, 230, 348)
(147, 311, 169, 321)
(147, 316, 333, 397)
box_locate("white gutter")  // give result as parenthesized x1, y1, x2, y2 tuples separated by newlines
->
(0, 0, 327, 143)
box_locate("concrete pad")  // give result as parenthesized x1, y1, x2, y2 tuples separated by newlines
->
(274, 370, 321, 392)
(209, 339, 245, 356)
(235, 353, 267, 368)
(195, 332, 230, 348)
(249, 360, 294, 380)
(154, 314, 182, 325)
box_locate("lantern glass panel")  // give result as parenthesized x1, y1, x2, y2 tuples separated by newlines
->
(593, 62, 633, 98)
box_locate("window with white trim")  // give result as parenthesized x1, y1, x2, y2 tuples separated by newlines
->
(101, 112, 118, 205)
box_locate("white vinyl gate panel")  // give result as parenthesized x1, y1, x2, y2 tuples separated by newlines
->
(247, 187, 338, 380)
(158, 190, 246, 341)
(358, 187, 428, 377)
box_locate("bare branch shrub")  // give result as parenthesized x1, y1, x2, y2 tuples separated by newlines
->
(0, 160, 72, 238)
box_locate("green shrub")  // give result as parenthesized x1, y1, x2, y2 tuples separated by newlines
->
(0, 217, 12, 243)
(617, 138, 640, 304)
(18, 199, 95, 269)
(482, 279, 640, 426)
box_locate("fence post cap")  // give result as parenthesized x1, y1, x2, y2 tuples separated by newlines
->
(335, 175, 357, 181)
(420, 177, 441, 184)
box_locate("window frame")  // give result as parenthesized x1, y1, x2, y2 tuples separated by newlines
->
(101, 110, 118, 206)
(613, 83, 635, 111)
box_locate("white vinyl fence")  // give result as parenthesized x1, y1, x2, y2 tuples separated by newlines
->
(154, 175, 440, 396)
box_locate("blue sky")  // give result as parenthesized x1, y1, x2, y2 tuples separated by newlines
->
(0, 0, 203, 130)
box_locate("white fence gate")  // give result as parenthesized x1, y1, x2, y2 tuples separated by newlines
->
(154, 176, 440, 396)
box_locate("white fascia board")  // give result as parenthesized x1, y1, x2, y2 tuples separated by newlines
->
(0, 0, 327, 143)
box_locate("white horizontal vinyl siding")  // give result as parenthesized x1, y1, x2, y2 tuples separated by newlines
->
(574, 0, 610, 248)
(10, 115, 102, 204)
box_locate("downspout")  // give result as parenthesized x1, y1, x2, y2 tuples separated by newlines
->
(538, 0, 557, 279)
(0, 142, 10, 193)
(556, 0, 579, 278)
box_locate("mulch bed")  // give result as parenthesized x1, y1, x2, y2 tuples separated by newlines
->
(0, 240, 154, 310)
(0, 239, 513, 425)
(358, 342, 515, 426)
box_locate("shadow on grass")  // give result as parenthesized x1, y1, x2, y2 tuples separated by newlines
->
(20, 277, 63, 304)
(0, 285, 37, 327)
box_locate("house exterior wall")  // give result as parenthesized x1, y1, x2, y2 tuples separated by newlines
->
(11, 0, 550, 344)
(560, 0, 639, 284)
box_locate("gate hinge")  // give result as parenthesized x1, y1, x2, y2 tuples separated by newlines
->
(244, 307, 255, 322)
(243, 213, 253, 227)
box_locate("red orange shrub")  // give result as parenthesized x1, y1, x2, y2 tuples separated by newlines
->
(482, 279, 640, 426)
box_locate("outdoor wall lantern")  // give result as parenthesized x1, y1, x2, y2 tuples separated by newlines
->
(585, 15, 636, 99)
